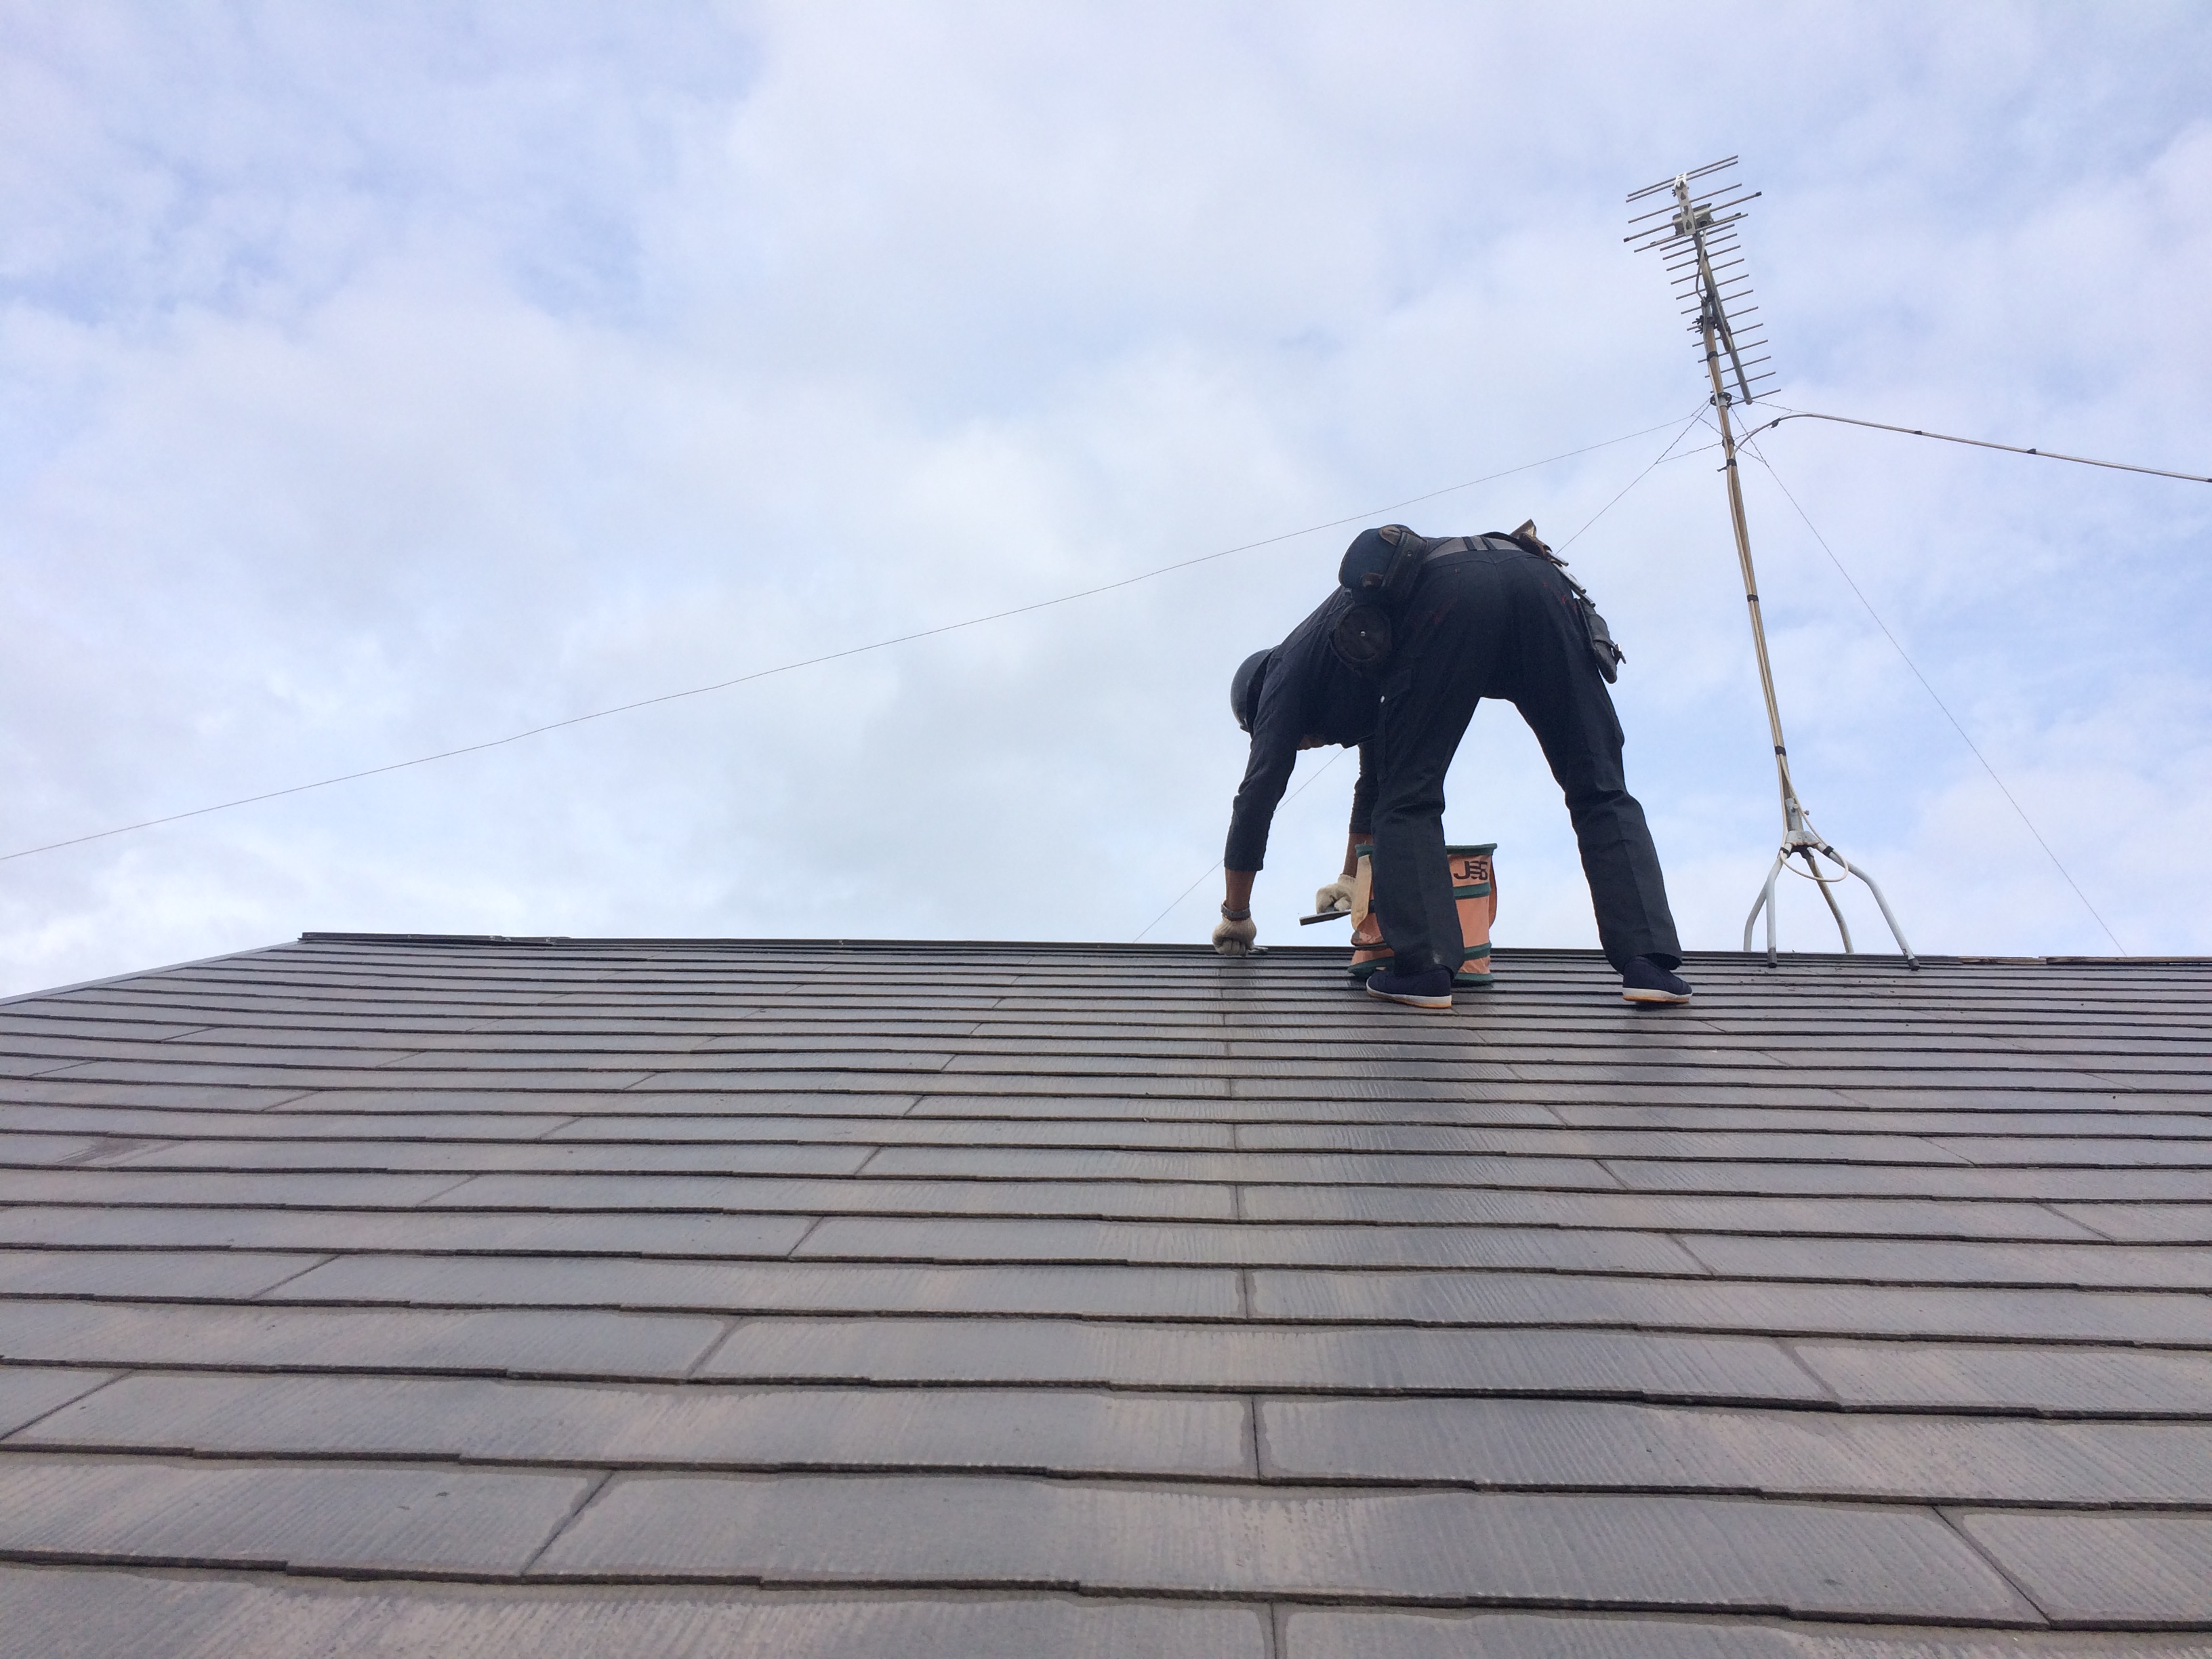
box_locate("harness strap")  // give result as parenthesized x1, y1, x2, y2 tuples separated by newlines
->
(1422, 534, 1524, 561)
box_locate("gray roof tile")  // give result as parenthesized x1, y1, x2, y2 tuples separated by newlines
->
(422, 1170, 1241, 1217)
(0, 1564, 1270, 1658)
(0, 1297, 728, 1378)
(531, 1471, 2037, 1619)
(1250, 1267, 2212, 1343)
(0, 1453, 591, 1573)
(1793, 1340, 2212, 1416)
(1286, 1609, 2212, 1656)
(16, 1371, 1252, 1476)
(266, 1252, 1244, 1317)
(0, 1248, 328, 1299)
(0, 1203, 817, 1256)
(1959, 1511, 2212, 1626)
(697, 1315, 1832, 1399)
(96, 1138, 876, 1173)
(0, 1364, 119, 1435)
(790, 1215, 1709, 1271)
(1258, 1397, 2212, 1503)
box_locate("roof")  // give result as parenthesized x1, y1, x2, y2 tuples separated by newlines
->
(1, 931, 2210, 1654)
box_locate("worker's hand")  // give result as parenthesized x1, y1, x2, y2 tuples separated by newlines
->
(1313, 876, 1355, 915)
(1211, 914, 1258, 956)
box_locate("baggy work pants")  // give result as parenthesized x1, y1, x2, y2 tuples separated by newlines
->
(1369, 546, 1681, 977)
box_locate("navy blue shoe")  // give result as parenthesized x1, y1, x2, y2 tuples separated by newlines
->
(1364, 964, 1454, 1010)
(1622, 955, 1692, 1004)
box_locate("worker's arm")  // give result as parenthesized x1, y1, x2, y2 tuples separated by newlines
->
(1214, 868, 1258, 956)
(1217, 695, 1294, 961)
(1222, 625, 1362, 951)
(1315, 738, 1378, 903)
(1347, 739, 1376, 869)
(1224, 649, 1306, 874)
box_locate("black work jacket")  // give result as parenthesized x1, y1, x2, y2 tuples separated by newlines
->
(1223, 588, 1378, 873)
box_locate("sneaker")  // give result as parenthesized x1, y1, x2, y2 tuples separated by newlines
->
(1621, 955, 1693, 1004)
(1364, 964, 1454, 1010)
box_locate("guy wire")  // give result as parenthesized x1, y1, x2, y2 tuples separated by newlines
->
(1554, 410, 1708, 552)
(1744, 407, 2210, 485)
(2, 413, 1701, 866)
(1740, 437, 2129, 954)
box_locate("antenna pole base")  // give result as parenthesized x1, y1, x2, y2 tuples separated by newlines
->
(1742, 815, 1917, 969)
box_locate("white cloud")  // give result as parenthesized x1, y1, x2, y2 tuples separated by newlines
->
(3, 0, 2209, 994)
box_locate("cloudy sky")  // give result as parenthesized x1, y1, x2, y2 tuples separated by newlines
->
(3, 1, 2208, 995)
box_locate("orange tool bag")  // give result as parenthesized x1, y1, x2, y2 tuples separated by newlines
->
(1347, 840, 1498, 989)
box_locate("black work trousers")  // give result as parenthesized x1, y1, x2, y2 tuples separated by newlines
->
(1369, 546, 1681, 977)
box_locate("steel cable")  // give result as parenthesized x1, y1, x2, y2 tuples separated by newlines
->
(2, 414, 1701, 866)
(1741, 438, 2129, 954)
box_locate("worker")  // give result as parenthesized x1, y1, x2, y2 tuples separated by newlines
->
(1213, 523, 1692, 1010)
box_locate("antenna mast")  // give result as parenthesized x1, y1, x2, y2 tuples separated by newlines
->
(1628, 159, 1916, 966)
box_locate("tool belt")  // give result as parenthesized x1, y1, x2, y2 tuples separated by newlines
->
(1330, 523, 1624, 682)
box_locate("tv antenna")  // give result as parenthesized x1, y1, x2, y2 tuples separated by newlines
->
(1628, 159, 1916, 966)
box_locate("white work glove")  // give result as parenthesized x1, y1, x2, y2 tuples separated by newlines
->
(1211, 913, 1257, 956)
(1313, 876, 1355, 915)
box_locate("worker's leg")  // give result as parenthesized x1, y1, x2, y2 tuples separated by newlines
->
(1370, 567, 1499, 978)
(1508, 571, 1681, 972)
(1370, 712, 1471, 977)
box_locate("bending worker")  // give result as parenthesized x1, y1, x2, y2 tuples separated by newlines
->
(1213, 523, 1692, 1010)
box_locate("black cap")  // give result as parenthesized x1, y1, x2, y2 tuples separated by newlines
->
(1230, 650, 1270, 733)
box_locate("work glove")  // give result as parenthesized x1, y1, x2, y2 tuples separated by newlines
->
(1211, 914, 1257, 956)
(1313, 876, 1355, 915)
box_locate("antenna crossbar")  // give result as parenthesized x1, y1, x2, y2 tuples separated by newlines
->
(1626, 155, 1740, 201)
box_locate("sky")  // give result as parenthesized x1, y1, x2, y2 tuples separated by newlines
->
(3, 1, 2209, 996)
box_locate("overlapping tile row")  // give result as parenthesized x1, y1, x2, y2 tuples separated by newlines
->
(1, 934, 2209, 1654)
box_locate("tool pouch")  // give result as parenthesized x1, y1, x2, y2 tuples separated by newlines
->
(1580, 597, 1625, 683)
(1329, 525, 1430, 671)
(1330, 602, 1395, 671)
